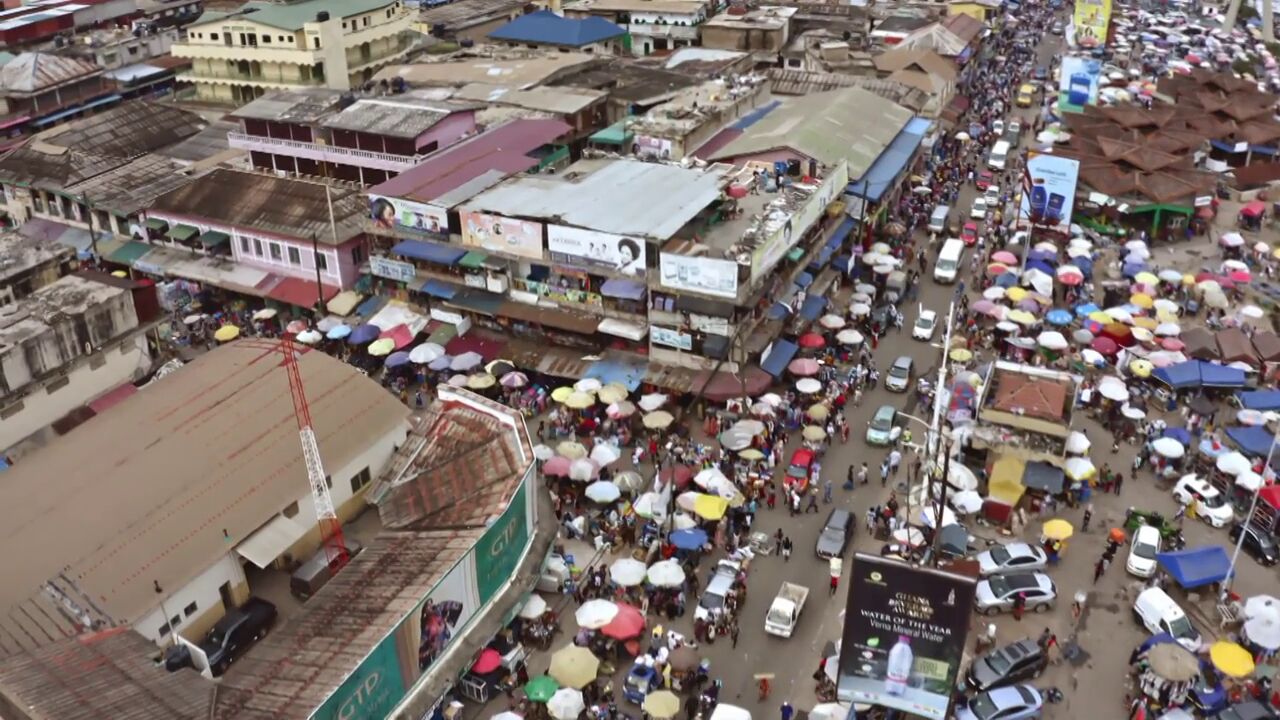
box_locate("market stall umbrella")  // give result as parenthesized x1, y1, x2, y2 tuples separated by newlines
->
(1147, 643, 1200, 683)
(1152, 437, 1185, 459)
(920, 505, 957, 529)
(286, 319, 309, 335)
(1065, 430, 1091, 455)
(493, 712, 523, 720)
(1217, 451, 1251, 476)
(803, 425, 827, 442)
(798, 332, 826, 349)
(808, 403, 831, 421)
(467, 373, 496, 390)
(533, 444, 555, 461)
(1064, 456, 1096, 481)
(1056, 265, 1084, 285)
(678, 492, 729, 520)
(1098, 376, 1129, 401)
(991, 250, 1018, 265)
(585, 442, 620, 467)
(296, 329, 323, 345)
(647, 559, 686, 587)
(643, 690, 681, 719)
(326, 324, 352, 340)
(1042, 518, 1075, 540)
(451, 351, 484, 371)
(983, 287, 1007, 300)
(569, 458, 599, 482)
(524, 676, 560, 703)
(574, 600, 619, 630)
(951, 490, 984, 514)
(214, 325, 241, 342)
(1129, 359, 1154, 378)
(598, 383, 629, 405)
(1121, 403, 1146, 420)
(1037, 331, 1068, 350)
(428, 355, 454, 372)
(550, 385, 576, 401)
(609, 558, 648, 587)
(892, 527, 925, 546)
(574, 378, 603, 393)
(557, 441, 588, 460)
(368, 338, 395, 356)
(614, 470, 644, 493)
(502, 371, 530, 388)
(644, 410, 675, 429)
(739, 448, 765, 460)
(633, 492, 665, 520)
(486, 359, 515, 377)
(1209, 641, 1255, 678)
(1244, 599, 1280, 650)
(519, 594, 548, 619)
(586, 480, 621, 503)
(950, 348, 973, 362)
(789, 358, 821, 376)
(796, 378, 822, 394)
(548, 688, 587, 719)
(1007, 309, 1038, 326)
(836, 329, 864, 345)
(1046, 309, 1073, 326)
(694, 467, 730, 489)
(564, 391, 596, 410)
(601, 603, 647, 641)
(850, 302, 872, 317)
(542, 456, 572, 477)
(670, 527, 709, 550)
(638, 393, 668, 411)
(1091, 336, 1119, 356)
(473, 648, 503, 674)
(819, 314, 846, 329)
(948, 463, 979, 491)
(658, 464, 693, 488)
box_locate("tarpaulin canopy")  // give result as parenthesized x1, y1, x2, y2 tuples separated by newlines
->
(760, 339, 799, 378)
(1022, 461, 1066, 494)
(1199, 362, 1246, 388)
(798, 293, 828, 322)
(988, 455, 1026, 506)
(584, 355, 647, 392)
(1156, 546, 1232, 589)
(392, 239, 466, 266)
(1252, 331, 1280, 362)
(1181, 327, 1220, 360)
(1238, 390, 1280, 410)
(1153, 361, 1201, 389)
(1217, 328, 1258, 367)
(600, 277, 646, 300)
(1226, 426, 1277, 458)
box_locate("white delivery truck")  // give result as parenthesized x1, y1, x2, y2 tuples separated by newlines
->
(764, 582, 810, 638)
(933, 238, 965, 284)
(988, 140, 1012, 170)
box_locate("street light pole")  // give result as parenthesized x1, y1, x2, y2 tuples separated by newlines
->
(927, 301, 958, 563)
(1221, 429, 1279, 601)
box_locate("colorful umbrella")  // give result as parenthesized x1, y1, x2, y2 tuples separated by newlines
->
(574, 600, 619, 630)
(214, 325, 241, 342)
(473, 648, 503, 674)
(643, 690, 681, 719)
(1042, 518, 1075, 540)
(798, 332, 826, 349)
(524, 676, 560, 703)
(789, 358, 821, 376)
(601, 603, 646, 640)
(1209, 641, 1255, 679)
(367, 338, 395, 356)
(643, 411, 675, 429)
(597, 383, 629, 405)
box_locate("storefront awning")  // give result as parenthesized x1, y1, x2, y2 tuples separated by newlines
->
(760, 339, 798, 378)
(326, 290, 363, 316)
(499, 301, 601, 335)
(392, 239, 466, 266)
(267, 277, 339, 308)
(236, 514, 309, 570)
(583, 354, 648, 391)
(427, 323, 458, 346)
(144, 217, 168, 231)
(421, 279, 461, 299)
(600, 277, 647, 300)
(197, 230, 230, 248)
(798, 293, 828, 322)
(458, 251, 488, 269)
(107, 240, 152, 267)
(167, 224, 198, 242)
(597, 318, 648, 341)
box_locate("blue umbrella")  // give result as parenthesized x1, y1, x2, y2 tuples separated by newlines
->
(1122, 262, 1147, 278)
(1071, 256, 1094, 277)
(1046, 309, 1072, 325)
(1163, 427, 1192, 445)
(428, 355, 453, 371)
(326, 324, 351, 340)
(348, 323, 380, 344)
(995, 273, 1017, 288)
(1139, 632, 1176, 652)
(670, 528, 708, 550)
(1074, 302, 1100, 317)
(1027, 259, 1055, 275)
(1028, 250, 1057, 263)
(385, 351, 411, 368)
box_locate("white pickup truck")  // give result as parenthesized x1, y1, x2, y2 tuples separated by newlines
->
(764, 582, 809, 638)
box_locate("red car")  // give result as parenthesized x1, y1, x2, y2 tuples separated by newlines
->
(976, 170, 994, 190)
(961, 221, 980, 246)
(786, 448, 815, 493)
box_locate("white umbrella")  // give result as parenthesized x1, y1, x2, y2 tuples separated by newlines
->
(252, 308, 278, 320)
(1244, 601, 1280, 651)
(1036, 331, 1068, 350)
(410, 343, 446, 364)
(796, 378, 822, 394)
(1220, 231, 1245, 247)
(1158, 268, 1184, 282)
(451, 351, 484, 371)
(296, 329, 322, 345)
(850, 302, 871, 317)
(1152, 437, 1185, 459)
(519, 594, 548, 619)
(569, 458, 599, 482)
(983, 287, 1007, 300)
(585, 480, 621, 503)
(920, 505, 957, 529)
(1121, 404, 1146, 420)
(1236, 471, 1263, 492)
(892, 527, 925, 546)
(575, 599, 619, 629)
(638, 393, 668, 411)
(1065, 431, 1091, 455)
(574, 378, 603, 393)
(758, 392, 783, 406)
(609, 558, 648, 587)
(1241, 304, 1265, 319)
(672, 513, 698, 530)
(694, 467, 730, 489)
(1098, 376, 1130, 401)
(494, 712, 524, 720)
(549, 688, 586, 720)
(819, 314, 846, 329)
(1064, 456, 1096, 480)
(614, 470, 644, 493)
(647, 559, 686, 587)
(1216, 451, 1252, 476)
(1155, 322, 1182, 337)
(634, 492, 666, 520)
(533, 444, 555, 461)
(732, 418, 766, 436)
(948, 463, 979, 491)
(1245, 595, 1280, 619)
(836, 329, 864, 345)
(951, 490, 984, 514)
(590, 444, 621, 467)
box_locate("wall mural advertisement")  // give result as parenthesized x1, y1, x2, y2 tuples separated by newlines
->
(750, 160, 850, 280)
(370, 194, 449, 235)
(659, 253, 739, 299)
(837, 555, 976, 720)
(460, 211, 545, 260)
(633, 135, 673, 160)
(1019, 153, 1081, 235)
(547, 225, 647, 277)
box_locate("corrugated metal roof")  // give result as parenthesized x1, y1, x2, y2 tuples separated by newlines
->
(464, 159, 726, 240)
(0, 52, 100, 94)
(231, 88, 345, 123)
(321, 94, 467, 138)
(65, 155, 193, 215)
(453, 83, 606, 114)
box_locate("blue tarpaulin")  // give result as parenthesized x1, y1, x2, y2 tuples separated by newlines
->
(1239, 390, 1280, 410)
(1163, 427, 1191, 445)
(1153, 361, 1202, 389)
(583, 356, 646, 391)
(392, 239, 467, 265)
(760, 339, 799, 378)
(846, 117, 931, 203)
(420, 279, 460, 299)
(1156, 546, 1232, 589)
(1199, 362, 1246, 388)
(795, 272, 814, 289)
(798, 293, 828, 322)
(1226, 426, 1276, 457)
(768, 302, 791, 321)
(1022, 462, 1065, 494)
(670, 528, 708, 550)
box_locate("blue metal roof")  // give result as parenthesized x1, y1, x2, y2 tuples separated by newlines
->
(489, 9, 625, 47)
(730, 100, 782, 130)
(392, 239, 466, 266)
(846, 116, 931, 203)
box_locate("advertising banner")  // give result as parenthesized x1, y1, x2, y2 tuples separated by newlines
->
(370, 255, 418, 283)
(547, 225, 647, 277)
(474, 479, 531, 603)
(633, 135, 674, 160)
(837, 555, 976, 720)
(370, 194, 449, 235)
(650, 326, 694, 351)
(751, 160, 849, 280)
(460, 211, 545, 260)
(1019, 153, 1081, 235)
(1072, 0, 1111, 48)
(1057, 56, 1102, 111)
(658, 253, 739, 299)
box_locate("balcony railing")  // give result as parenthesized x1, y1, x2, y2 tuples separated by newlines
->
(227, 131, 428, 172)
(180, 68, 326, 85)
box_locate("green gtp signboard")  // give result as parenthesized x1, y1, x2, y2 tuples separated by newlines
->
(475, 479, 530, 603)
(312, 636, 406, 720)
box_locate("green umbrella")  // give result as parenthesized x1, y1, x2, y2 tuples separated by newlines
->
(524, 675, 560, 702)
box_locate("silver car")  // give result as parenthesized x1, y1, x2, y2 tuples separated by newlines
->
(976, 543, 1048, 576)
(885, 356, 913, 392)
(974, 572, 1056, 615)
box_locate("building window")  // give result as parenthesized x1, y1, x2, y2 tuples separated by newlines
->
(269, 243, 282, 261)
(1, 401, 25, 420)
(362, 16, 370, 26)
(157, 621, 171, 636)
(210, 32, 219, 41)
(313, 36, 320, 48)
(262, 34, 271, 43)
(183, 601, 198, 617)
(342, 21, 347, 29)
(315, 252, 329, 272)
(282, 501, 300, 518)
(350, 467, 371, 493)
(351, 245, 365, 264)
(240, 237, 250, 254)
(253, 238, 263, 256)
(46, 377, 70, 394)
(287, 246, 301, 265)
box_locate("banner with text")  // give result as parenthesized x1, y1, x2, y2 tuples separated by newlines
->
(1019, 152, 1081, 235)
(547, 225, 647, 277)
(1072, 0, 1111, 48)
(658, 253, 740, 299)
(460, 211, 544, 260)
(370, 194, 449, 235)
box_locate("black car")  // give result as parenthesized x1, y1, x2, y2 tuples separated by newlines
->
(199, 597, 278, 675)
(1229, 523, 1279, 566)
(816, 508, 854, 559)
(1210, 701, 1278, 720)
(965, 639, 1048, 692)
(1032, 66, 1049, 81)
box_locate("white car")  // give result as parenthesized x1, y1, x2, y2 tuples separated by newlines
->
(1172, 475, 1235, 528)
(976, 543, 1049, 576)
(1126, 525, 1161, 578)
(984, 185, 1001, 208)
(992, 119, 1005, 136)
(913, 310, 938, 341)
(970, 197, 989, 220)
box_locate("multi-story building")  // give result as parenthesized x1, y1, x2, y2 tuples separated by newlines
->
(171, 0, 417, 105)
(0, 52, 118, 148)
(565, 0, 714, 56)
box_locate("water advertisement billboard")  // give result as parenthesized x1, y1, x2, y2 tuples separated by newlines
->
(1019, 152, 1081, 235)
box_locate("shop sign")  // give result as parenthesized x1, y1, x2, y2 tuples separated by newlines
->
(370, 255, 418, 283)
(522, 279, 603, 308)
(651, 326, 694, 351)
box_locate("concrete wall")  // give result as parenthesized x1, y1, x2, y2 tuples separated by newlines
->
(134, 553, 250, 645)
(0, 285, 139, 393)
(414, 110, 477, 154)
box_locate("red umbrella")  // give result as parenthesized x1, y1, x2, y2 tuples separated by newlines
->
(543, 456, 572, 477)
(601, 603, 646, 640)
(797, 332, 826, 349)
(473, 648, 502, 674)
(1102, 323, 1133, 346)
(992, 250, 1018, 265)
(788, 358, 821, 376)
(1161, 338, 1185, 351)
(658, 464, 693, 488)
(1091, 336, 1119, 355)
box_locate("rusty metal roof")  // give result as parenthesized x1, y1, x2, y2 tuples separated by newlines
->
(0, 53, 101, 95)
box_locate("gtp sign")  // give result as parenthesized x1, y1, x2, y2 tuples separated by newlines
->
(311, 639, 406, 720)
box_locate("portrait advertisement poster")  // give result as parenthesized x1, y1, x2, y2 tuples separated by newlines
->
(1072, 0, 1111, 48)
(460, 211, 545, 260)
(658, 253, 740, 299)
(633, 135, 674, 160)
(369, 194, 449, 235)
(837, 555, 976, 720)
(1019, 153, 1081, 235)
(547, 225, 647, 277)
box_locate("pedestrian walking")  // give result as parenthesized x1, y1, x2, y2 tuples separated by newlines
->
(781, 536, 792, 561)
(1093, 557, 1106, 584)
(845, 465, 855, 490)
(859, 462, 869, 485)
(1081, 503, 1093, 532)
(731, 621, 740, 648)
(880, 459, 890, 487)
(805, 491, 820, 513)
(823, 479, 833, 503)
(830, 572, 840, 595)
(1012, 592, 1026, 621)
(780, 702, 794, 720)
(1113, 473, 1124, 495)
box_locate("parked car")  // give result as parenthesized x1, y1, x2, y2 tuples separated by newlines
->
(866, 404, 899, 446)
(961, 221, 980, 246)
(885, 356, 913, 392)
(975, 170, 995, 190)
(1127, 524, 1162, 578)
(970, 197, 990, 220)
(913, 309, 938, 340)
(976, 543, 1048, 576)
(1133, 587, 1202, 652)
(787, 448, 815, 493)
(1052, 21, 1064, 34)
(1033, 65, 1049, 80)
(1228, 523, 1279, 566)
(816, 508, 854, 559)
(696, 560, 742, 622)
(955, 685, 1045, 720)
(984, 185, 1001, 207)
(1016, 83, 1036, 107)
(1172, 475, 1235, 528)
(975, 573, 1056, 615)
(1209, 701, 1278, 720)
(965, 640, 1048, 692)
(199, 597, 278, 676)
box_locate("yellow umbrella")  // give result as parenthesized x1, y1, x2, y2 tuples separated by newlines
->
(1088, 311, 1112, 324)
(564, 391, 596, 409)
(367, 337, 395, 356)
(1273, 248, 1280, 260)
(1209, 641, 1255, 679)
(597, 384, 628, 405)
(551, 386, 575, 403)
(643, 411, 675, 429)
(692, 493, 729, 520)
(549, 645, 600, 689)
(1156, 309, 1179, 323)
(1042, 518, 1074, 541)
(1134, 271, 1160, 286)
(1007, 309, 1037, 325)
(1181, 273, 1196, 285)
(643, 690, 681, 719)
(803, 425, 827, 441)
(808, 404, 830, 421)
(1131, 327, 1154, 343)
(950, 348, 973, 362)
(1029, 293, 1054, 306)
(1006, 287, 1029, 302)
(213, 325, 240, 342)
(467, 373, 496, 389)
(1131, 316, 1158, 330)
(557, 441, 588, 460)
(111, 270, 127, 278)
(739, 448, 765, 460)
(1130, 293, 1154, 309)
(1129, 359, 1154, 378)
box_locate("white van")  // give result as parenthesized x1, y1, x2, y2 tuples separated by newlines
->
(1134, 587, 1202, 652)
(928, 205, 951, 234)
(933, 238, 965, 284)
(988, 140, 1012, 170)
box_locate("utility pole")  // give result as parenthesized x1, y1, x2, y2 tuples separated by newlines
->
(1222, 430, 1278, 601)
(927, 301, 958, 563)
(1223, 0, 1243, 39)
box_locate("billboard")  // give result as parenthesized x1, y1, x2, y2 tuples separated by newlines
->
(1072, 0, 1111, 48)
(633, 135, 674, 160)
(474, 480, 531, 602)
(837, 555, 976, 720)
(460, 211, 544, 260)
(750, 160, 850, 280)
(370, 255, 418, 283)
(1019, 153, 1081, 235)
(658, 253, 739, 299)
(547, 225, 647, 277)
(1057, 56, 1102, 111)
(370, 195, 449, 235)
